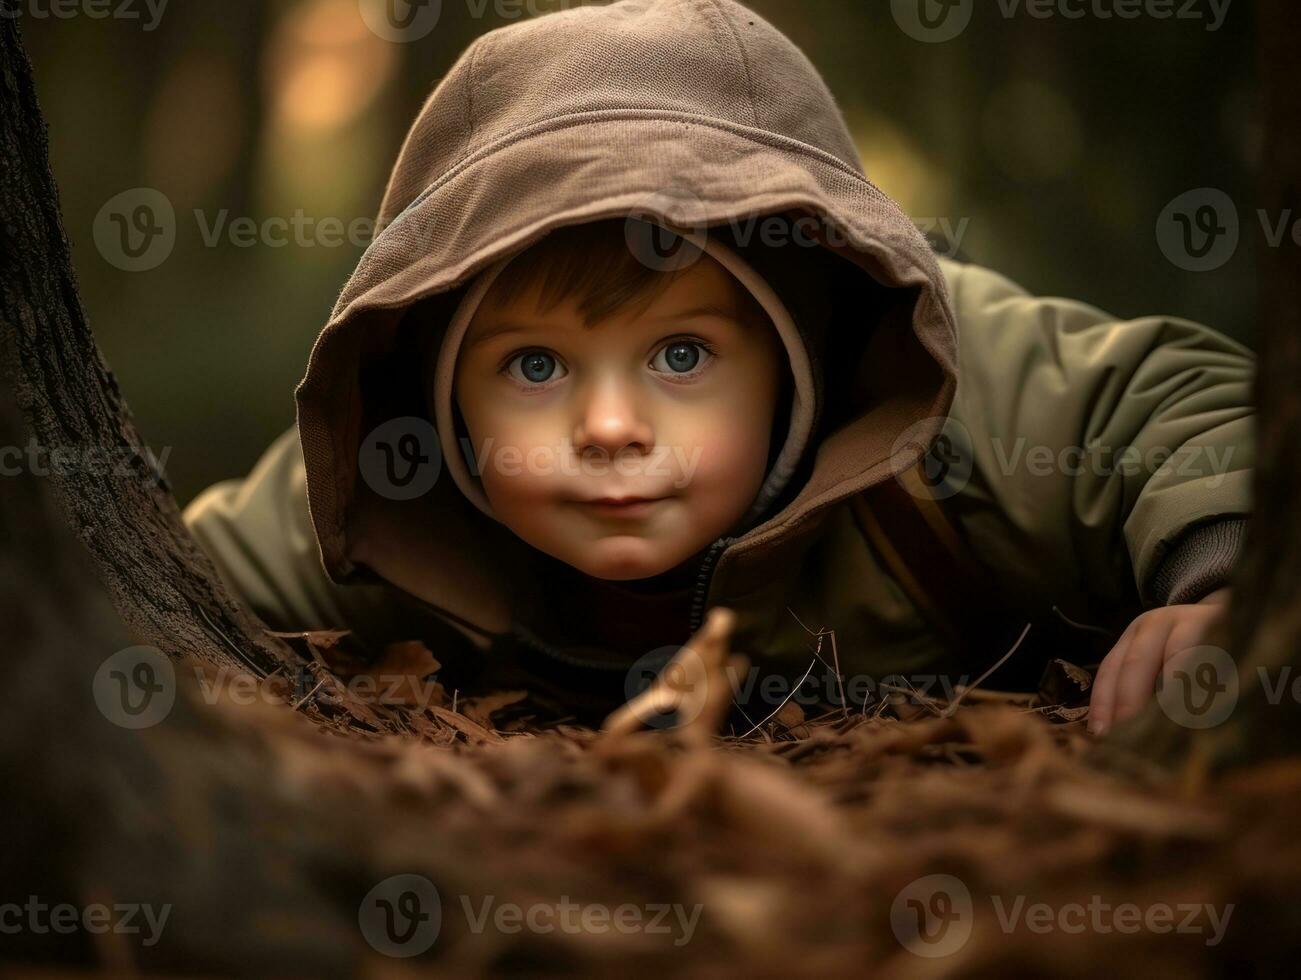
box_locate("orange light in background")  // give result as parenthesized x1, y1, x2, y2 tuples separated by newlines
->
(258, 0, 402, 234)
(265, 0, 396, 135)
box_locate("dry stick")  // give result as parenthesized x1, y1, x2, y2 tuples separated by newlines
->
(602, 607, 739, 743)
(787, 610, 835, 673)
(941, 622, 1034, 719)
(195, 602, 270, 678)
(292, 676, 329, 712)
(804, 708, 846, 725)
(738, 658, 818, 739)
(878, 680, 944, 717)
(731, 701, 773, 744)
(828, 630, 848, 720)
(787, 607, 849, 717)
(1052, 605, 1116, 638)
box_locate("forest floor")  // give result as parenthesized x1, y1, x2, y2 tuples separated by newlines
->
(161, 619, 1301, 980)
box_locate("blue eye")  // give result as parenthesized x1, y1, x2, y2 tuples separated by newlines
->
(508, 351, 565, 385)
(652, 341, 710, 376)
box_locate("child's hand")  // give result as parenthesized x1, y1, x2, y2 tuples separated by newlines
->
(1087, 589, 1232, 735)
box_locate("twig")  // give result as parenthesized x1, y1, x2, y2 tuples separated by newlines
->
(878, 680, 944, 717)
(732, 701, 772, 744)
(738, 659, 817, 739)
(942, 622, 1033, 718)
(788, 608, 848, 719)
(194, 602, 270, 678)
(292, 676, 328, 712)
(828, 630, 848, 720)
(1052, 605, 1115, 638)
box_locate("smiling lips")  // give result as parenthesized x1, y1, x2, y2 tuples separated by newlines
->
(579, 496, 670, 518)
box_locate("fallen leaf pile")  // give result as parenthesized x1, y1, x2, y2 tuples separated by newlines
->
(159, 611, 1301, 978)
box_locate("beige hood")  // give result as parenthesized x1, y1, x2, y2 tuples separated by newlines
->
(294, 0, 958, 643)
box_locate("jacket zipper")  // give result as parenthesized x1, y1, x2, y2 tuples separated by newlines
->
(510, 622, 632, 672)
(688, 537, 732, 633)
(511, 536, 735, 668)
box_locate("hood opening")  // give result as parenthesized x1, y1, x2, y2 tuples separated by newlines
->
(427, 221, 820, 532)
(437, 221, 811, 570)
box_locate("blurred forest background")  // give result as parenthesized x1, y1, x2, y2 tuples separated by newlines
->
(21, 0, 1258, 505)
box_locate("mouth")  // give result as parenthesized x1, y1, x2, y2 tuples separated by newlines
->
(577, 496, 671, 519)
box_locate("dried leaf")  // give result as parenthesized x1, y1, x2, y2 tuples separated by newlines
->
(1038, 658, 1094, 707)
(461, 690, 529, 730)
(266, 628, 371, 677)
(601, 607, 742, 746)
(774, 700, 809, 738)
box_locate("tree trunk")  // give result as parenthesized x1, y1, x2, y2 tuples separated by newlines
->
(0, 10, 368, 972)
(0, 2, 289, 679)
(0, 372, 361, 973)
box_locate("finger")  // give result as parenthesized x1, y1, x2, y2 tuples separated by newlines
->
(1168, 607, 1222, 656)
(1089, 618, 1141, 734)
(1111, 616, 1177, 726)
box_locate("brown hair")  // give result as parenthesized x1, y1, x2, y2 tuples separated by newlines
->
(484, 219, 756, 327)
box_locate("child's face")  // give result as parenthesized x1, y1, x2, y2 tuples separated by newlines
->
(454, 256, 785, 581)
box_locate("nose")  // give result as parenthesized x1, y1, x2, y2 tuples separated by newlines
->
(572, 375, 655, 458)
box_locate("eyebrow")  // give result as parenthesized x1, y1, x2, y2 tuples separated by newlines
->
(464, 301, 750, 351)
(648, 303, 744, 323)
(464, 321, 533, 350)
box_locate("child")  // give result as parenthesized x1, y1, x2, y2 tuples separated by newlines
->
(185, 0, 1254, 734)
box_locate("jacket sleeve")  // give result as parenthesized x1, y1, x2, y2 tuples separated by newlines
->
(934, 257, 1255, 617)
(183, 427, 453, 652)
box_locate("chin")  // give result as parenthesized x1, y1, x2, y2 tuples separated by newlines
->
(570, 537, 680, 582)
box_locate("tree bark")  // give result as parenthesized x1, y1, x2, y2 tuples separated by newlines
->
(0, 374, 361, 973)
(0, 2, 289, 679)
(0, 10, 364, 972)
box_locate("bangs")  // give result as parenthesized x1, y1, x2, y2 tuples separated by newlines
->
(487, 219, 689, 326)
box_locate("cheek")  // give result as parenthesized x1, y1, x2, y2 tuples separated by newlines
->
(458, 385, 563, 502)
(481, 468, 551, 517)
(683, 421, 773, 500)
(474, 417, 565, 509)
(661, 387, 777, 504)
